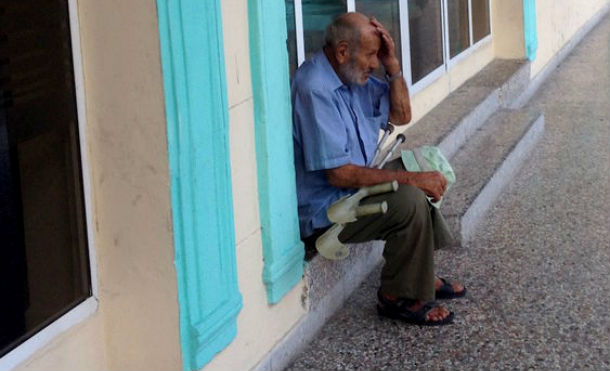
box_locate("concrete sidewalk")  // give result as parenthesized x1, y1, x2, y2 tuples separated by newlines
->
(286, 14, 610, 371)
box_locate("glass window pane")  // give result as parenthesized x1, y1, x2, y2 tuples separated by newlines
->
(302, 0, 347, 62)
(472, 0, 490, 43)
(408, 0, 444, 83)
(285, 0, 298, 76)
(0, 0, 90, 357)
(355, 0, 402, 79)
(447, 0, 470, 58)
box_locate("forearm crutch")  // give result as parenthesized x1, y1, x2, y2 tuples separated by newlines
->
(368, 124, 394, 167)
(316, 181, 398, 260)
(376, 133, 405, 169)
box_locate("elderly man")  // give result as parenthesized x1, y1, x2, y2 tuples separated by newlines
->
(291, 12, 465, 326)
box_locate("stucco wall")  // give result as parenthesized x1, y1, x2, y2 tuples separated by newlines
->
(14, 0, 182, 370)
(533, 0, 610, 76)
(202, 0, 308, 370)
(77, 0, 181, 369)
(15, 314, 106, 371)
(491, 1, 525, 59)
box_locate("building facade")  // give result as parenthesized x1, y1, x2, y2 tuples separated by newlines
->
(1, 0, 608, 370)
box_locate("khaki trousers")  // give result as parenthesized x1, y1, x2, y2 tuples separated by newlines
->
(338, 159, 452, 302)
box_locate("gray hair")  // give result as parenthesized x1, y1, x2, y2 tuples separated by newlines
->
(324, 15, 361, 52)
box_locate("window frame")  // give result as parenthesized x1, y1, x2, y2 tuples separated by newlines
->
(289, 0, 492, 95)
(0, 0, 98, 368)
(444, 0, 471, 66)
(347, 0, 355, 12)
(405, 0, 448, 94)
(445, 0, 493, 70)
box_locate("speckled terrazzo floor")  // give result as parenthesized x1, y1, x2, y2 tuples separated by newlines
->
(286, 15, 610, 371)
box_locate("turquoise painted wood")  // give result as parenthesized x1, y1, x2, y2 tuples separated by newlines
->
(523, 0, 538, 61)
(156, 0, 242, 369)
(248, 0, 305, 304)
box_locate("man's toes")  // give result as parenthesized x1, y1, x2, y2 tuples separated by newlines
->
(427, 306, 449, 321)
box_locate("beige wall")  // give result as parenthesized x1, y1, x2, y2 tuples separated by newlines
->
(489, 0, 610, 74)
(14, 0, 182, 370)
(203, 0, 308, 370)
(77, 0, 181, 369)
(16, 314, 107, 371)
(533, 0, 610, 76)
(491, 1, 525, 59)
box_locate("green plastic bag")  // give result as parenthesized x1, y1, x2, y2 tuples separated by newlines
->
(401, 146, 456, 208)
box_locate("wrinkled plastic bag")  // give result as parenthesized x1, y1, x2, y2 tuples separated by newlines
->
(401, 146, 455, 208)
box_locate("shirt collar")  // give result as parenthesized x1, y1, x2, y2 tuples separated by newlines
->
(314, 50, 345, 91)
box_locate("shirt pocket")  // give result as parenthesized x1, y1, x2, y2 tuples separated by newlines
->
(362, 113, 388, 160)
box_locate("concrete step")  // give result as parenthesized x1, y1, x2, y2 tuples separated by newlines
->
(258, 240, 384, 371)
(442, 109, 545, 244)
(400, 59, 530, 160)
(303, 241, 382, 312)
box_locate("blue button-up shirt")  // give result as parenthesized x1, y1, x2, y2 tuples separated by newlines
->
(292, 51, 390, 238)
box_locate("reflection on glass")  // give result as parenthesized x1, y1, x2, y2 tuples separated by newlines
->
(0, 0, 90, 357)
(302, 0, 346, 62)
(285, 0, 298, 76)
(408, 0, 444, 83)
(471, 0, 491, 43)
(448, 0, 470, 58)
(355, 0, 402, 79)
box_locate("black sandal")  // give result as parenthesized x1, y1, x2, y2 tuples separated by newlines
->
(435, 277, 467, 300)
(377, 290, 454, 326)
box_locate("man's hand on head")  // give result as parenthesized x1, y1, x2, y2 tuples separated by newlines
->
(370, 17, 400, 76)
(369, 16, 411, 125)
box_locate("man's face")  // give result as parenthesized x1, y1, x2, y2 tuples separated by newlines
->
(340, 31, 381, 85)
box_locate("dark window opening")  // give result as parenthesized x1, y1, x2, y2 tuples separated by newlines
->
(0, 0, 91, 357)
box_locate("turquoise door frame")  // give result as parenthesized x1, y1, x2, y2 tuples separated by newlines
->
(523, 0, 538, 61)
(156, 1, 242, 370)
(248, 0, 305, 304)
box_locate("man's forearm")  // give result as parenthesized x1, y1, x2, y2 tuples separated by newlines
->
(385, 60, 411, 125)
(371, 18, 412, 125)
(326, 164, 447, 201)
(326, 164, 406, 189)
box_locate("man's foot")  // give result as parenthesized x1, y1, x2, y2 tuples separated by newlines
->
(435, 276, 466, 300)
(377, 290, 454, 326)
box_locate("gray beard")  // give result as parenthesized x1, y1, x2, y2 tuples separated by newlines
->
(340, 60, 367, 86)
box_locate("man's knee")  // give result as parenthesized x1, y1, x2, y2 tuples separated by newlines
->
(385, 184, 430, 226)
